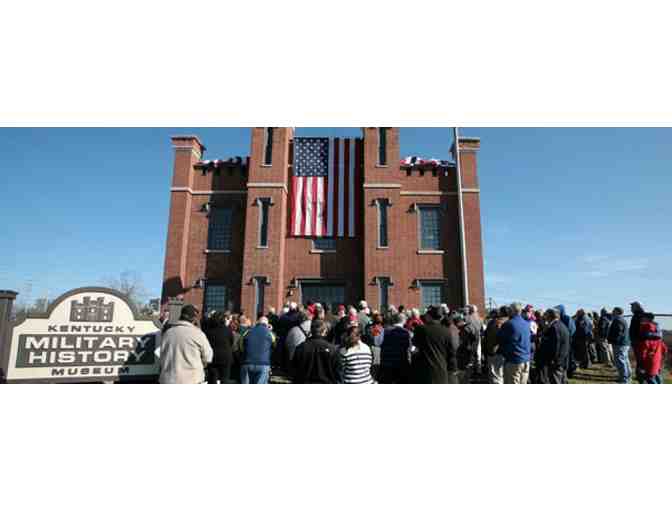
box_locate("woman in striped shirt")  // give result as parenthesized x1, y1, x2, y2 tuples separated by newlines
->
(339, 324, 374, 384)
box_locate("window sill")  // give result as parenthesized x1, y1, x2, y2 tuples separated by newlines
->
(261, 164, 272, 168)
(256, 246, 268, 250)
(375, 164, 388, 168)
(310, 249, 336, 254)
(417, 249, 444, 255)
(376, 246, 389, 250)
(204, 249, 231, 254)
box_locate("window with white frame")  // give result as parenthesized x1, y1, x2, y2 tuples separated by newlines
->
(208, 207, 233, 251)
(420, 282, 443, 308)
(204, 284, 228, 315)
(418, 205, 441, 250)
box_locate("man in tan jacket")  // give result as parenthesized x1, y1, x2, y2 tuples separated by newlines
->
(159, 305, 213, 384)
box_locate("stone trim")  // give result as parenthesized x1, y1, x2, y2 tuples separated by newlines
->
(363, 183, 402, 189)
(170, 187, 247, 195)
(400, 189, 480, 196)
(247, 182, 288, 193)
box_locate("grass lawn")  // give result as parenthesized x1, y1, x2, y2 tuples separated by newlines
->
(569, 363, 671, 384)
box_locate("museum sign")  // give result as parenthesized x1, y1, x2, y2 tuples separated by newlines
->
(1, 287, 161, 383)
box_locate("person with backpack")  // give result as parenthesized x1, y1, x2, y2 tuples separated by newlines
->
(635, 313, 668, 384)
(596, 308, 614, 366)
(607, 307, 631, 383)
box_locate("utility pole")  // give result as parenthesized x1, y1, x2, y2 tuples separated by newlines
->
(454, 127, 469, 307)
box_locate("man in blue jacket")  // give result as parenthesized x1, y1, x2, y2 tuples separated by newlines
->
(497, 302, 532, 384)
(607, 307, 631, 383)
(241, 317, 275, 384)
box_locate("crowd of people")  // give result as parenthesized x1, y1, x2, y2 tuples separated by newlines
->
(157, 299, 668, 384)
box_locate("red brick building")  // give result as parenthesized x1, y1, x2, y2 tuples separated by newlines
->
(161, 128, 485, 317)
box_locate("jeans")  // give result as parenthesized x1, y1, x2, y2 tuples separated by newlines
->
(613, 345, 631, 383)
(487, 354, 505, 384)
(240, 364, 271, 384)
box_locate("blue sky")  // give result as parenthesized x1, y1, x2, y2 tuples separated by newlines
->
(1, 128, 670, 326)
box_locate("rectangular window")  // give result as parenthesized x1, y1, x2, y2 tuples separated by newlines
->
(419, 206, 441, 250)
(312, 238, 336, 251)
(204, 284, 228, 315)
(253, 277, 267, 319)
(377, 200, 389, 247)
(378, 277, 391, 311)
(208, 207, 233, 251)
(258, 198, 270, 248)
(378, 127, 387, 166)
(263, 127, 274, 166)
(421, 282, 443, 309)
(300, 283, 345, 311)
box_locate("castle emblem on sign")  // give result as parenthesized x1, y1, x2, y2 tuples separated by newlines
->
(69, 297, 115, 322)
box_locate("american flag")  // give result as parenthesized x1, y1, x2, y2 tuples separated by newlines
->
(290, 137, 362, 237)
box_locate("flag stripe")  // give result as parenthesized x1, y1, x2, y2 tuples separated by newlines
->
(312, 175, 319, 237)
(326, 138, 335, 237)
(343, 138, 350, 238)
(337, 138, 345, 237)
(333, 138, 340, 237)
(296, 177, 304, 235)
(304, 176, 312, 236)
(288, 175, 298, 235)
(355, 138, 362, 238)
(348, 137, 355, 237)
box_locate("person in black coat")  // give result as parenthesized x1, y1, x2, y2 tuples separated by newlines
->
(629, 301, 646, 382)
(291, 320, 342, 384)
(574, 309, 594, 369)
(204, 311, 235, 384)
(410, 306, 452, 384)
(537, 308, 571, 384)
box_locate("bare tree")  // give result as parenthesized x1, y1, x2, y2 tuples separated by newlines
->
(103, 271, 149, 309)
